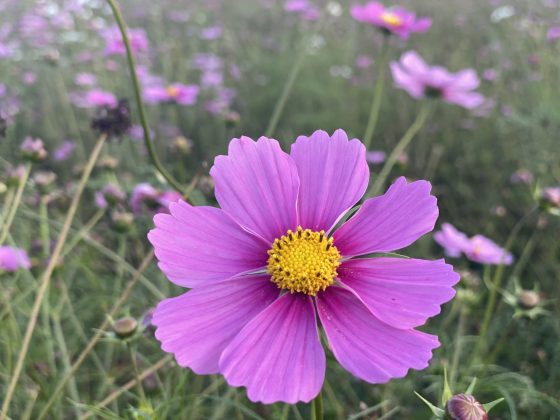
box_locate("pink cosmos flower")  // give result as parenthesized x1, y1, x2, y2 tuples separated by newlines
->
(434, 223, 513, 265)
(547, 26, 560, 42)
(390, 51, 485, 109)
(144, 83, 199, 106)
(0, 246, 31, 272)
(148, 130, 459, 404)
(541, 187, 560, 208)
(351, 2, 431, 39)
(102, 26, 149, 56)
(71, 89, 117, 109)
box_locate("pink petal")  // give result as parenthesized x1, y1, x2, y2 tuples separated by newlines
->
(411, 17, 432, 32)
(290, 129, 369, 232)
(339, 258, 459, 329)
(210, 136, 299, 243)
(317, 287, 440, 383)
(153, 276, 279, 374)
(219, 293, 325, 404)
(390, 62, 424, 98)
(333, 177, 438, 257)
(148, 201, 269, 288)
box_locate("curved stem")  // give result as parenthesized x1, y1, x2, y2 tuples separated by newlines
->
(104, 0, 183, 192)
(1, 134, 107, 420)
(470, 208, 537, 366)
(362, 38, 389, 150)
(366, 105, 430, 198)
(311, 390, 323, 420)
(0, 163, 31, 246)
(265, 35, 309, 138)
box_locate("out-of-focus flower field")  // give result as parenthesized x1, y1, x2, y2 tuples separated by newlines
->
(0, 0, 559, 418)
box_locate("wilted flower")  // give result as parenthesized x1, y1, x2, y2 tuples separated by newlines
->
(351, 2, 431, 39)
(0, 246, 31, 272)
(91, 99, 131, 138)
(53, 140, 76, 162)
(390, 51, 485, 109)
(21, 137, 47, 161)
(149, 130, 458, 403)
(144, 83, 199, 106)
(434, 223, 513, 265)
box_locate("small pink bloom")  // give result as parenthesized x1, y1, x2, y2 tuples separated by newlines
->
(434, 223, 513, 265)
(71, 89, 117, 108)
(74, 72, 97, 87)
(547, 26, 560, 42)
(541, 187, 560, 207)
(390, 51, 485, 109)
(510, 168, 533, 185)
(365, 150, 386, 164)
(102, 26, 149, 56)
(351, 2, 431, 39)
(53, 140, 75, 161)
(0, 246, 31, 272)
(144, 83, 199, 106)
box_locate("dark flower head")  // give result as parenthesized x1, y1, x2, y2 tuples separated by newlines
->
(91, 99, 131, 138)
(0, 115, 6, 137)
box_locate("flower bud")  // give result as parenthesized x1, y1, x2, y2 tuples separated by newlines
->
(21, 137, 47, 162)
(447, 394, 488, 420)
(517, 290, 540, 309)
(112, 316, 138, 338)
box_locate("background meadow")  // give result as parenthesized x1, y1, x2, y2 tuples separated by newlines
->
(1, 0, 560, 418)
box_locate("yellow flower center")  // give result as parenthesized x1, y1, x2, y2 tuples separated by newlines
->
(381, 11, 402, 27)
(166, 85, 179, 97)
(267, 227, 341, 296)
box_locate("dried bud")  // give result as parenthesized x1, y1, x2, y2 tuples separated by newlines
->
(111, 211, 134, 233)
(112, 316, 138, 338)
(517, 290, 540, 309)
(172, 136, 193, 154)
(21, 137, 47, 162)
(447, 394, 488, 420)
(91, 99, 131, 138)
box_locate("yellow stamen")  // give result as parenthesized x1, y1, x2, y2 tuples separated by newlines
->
(381, 11, 402, 27)
(267, 226, 341, 296)
(166, 85, 179, 97)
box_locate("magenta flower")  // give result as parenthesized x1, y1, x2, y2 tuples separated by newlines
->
(53, 140, 75, 162)
(351, 2, 431, 39)
(74, 72, 97, 87)
(0, 246, 31, 272)
(130, 183, 180, 215)
(102, 26, 149, 56)
(21, 137, 47, 161)
(148, 130, 459, 403)
(434, 223, 513, 265)
(541, 186, 560, 208)
(365, 150, 386, 164)
(144, 83, 199, 106)
(71, 89, 117, 109)
(547, 26, 560, 42)
(390, 51, 485, 109)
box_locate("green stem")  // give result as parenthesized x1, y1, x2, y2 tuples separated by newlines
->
(311, 391, 323, 420)
(1, 134, 107, 420)
(449, 305, 468, 388)
(265, 37, 308, 138)
(362, 37, 389, 149)
(366, 105, 430, 198)
(127, 342, 147, 402)
(470, 208, 537, 366)
(104, 0, 184, 192)
(0, 163, 31, 246)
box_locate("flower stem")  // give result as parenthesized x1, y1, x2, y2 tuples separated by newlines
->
(366, 105, 430, 198)
(265, 46, 307, 138)
(0, 163, 31, 247)
(0, 134, 107, 420)
(362, 37, 389, 150)
(127, 342, 147, 402)
(311, 391, 323, 420)
(104, 0, 184, 192)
